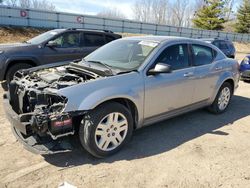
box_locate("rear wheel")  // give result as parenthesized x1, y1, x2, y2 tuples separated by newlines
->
(79, 102, 133, 158)
(2, 63, 33, 91)
(208, 82, 233, 114)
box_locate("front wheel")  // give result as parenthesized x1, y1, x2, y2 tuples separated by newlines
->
(79, 102, 133, 158)
(208, 82, 233, 114)
(3, 63, 33, 91)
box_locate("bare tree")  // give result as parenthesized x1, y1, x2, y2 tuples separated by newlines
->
(170, 0, 189, 27)
(224, 0, 235, 20)
(152, 0, 168, 24)
(19, 0, 31, 8)
(97, 8, 126, 19)
(6, 0, 18, 7)
(133, 0, 169, 24)
(32, 0, 55, 11)
(5, 0, 55, 10)
(133, 0, 153, 23)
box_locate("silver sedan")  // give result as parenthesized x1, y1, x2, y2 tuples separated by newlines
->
(4, 36, 240, 158)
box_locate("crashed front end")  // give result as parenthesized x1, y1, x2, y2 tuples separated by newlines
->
(3, 63, 101, 154)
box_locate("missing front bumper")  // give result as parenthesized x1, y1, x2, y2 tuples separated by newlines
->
(3, 95, 73, 155)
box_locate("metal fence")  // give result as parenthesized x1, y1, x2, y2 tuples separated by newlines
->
(0, 5, 250, 42)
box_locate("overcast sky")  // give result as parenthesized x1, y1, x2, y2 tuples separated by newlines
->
(49, 0, 136, 19)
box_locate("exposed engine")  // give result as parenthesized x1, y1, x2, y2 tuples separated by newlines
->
(8, 63, 103, 139)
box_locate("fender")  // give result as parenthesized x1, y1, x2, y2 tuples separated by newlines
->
(57, 72, 145, 125)
(1, 56, 41, 80)
(209, 71, 235, 103)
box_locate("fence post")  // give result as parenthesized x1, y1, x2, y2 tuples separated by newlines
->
(56, 12, 59, 28)
(155, 24, 158, 35)
(122, 20, 124, 33)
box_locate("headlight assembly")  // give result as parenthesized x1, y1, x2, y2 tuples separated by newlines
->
(243, 57, 249, 65)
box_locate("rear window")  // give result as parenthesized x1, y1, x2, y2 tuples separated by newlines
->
(84, 33, 105, 47)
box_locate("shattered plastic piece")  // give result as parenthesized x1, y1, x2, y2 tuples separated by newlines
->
(58, 181, 77, 188)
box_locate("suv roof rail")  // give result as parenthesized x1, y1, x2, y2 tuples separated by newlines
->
(67, 28, 114, 33)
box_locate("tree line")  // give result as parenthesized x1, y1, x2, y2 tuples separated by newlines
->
(0, 0, 249, 33)
(1, 0, 55, 11)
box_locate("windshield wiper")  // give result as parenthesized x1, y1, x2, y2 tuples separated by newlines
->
(85, 60, 114, 74)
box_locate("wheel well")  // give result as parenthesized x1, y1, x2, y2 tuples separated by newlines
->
(4, 60, 37, 79)
(224, 79, 235, 93)
(97, 98, 139, 129)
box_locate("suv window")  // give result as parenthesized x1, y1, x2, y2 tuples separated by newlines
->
(219, 41, 229, 49)
(84, 33, 105, 47)
(192, 44, 214, 66)
(155, 44, 189, 70)
(106, 35, 116, 43)
(52, 32, 81, 48)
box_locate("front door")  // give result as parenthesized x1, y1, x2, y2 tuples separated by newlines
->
(144, 44, 195, 120)
(43, 31, 83, 64)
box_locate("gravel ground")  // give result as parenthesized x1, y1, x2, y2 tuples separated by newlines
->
(0, 78, 250, 188)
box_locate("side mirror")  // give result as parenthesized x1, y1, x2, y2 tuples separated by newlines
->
(148, 63, 172, 75)
(46, 41, 58, 48)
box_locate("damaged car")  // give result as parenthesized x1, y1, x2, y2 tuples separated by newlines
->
(4, 36, 240, 158)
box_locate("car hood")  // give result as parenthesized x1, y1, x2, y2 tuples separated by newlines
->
(0, 42, 35, 51)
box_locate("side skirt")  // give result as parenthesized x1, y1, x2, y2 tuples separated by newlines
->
(142, 100, 209, 127)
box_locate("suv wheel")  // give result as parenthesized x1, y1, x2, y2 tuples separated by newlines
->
(79, 102, 133, 158)
(208, 82, 233, 114)
(2, 63, 33, 91)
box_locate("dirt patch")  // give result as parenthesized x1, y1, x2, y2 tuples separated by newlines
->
(0, 27, 48, 43)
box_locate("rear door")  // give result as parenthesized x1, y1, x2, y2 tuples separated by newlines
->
(191, 44, 222, 102)
(43, 31, 83, 63)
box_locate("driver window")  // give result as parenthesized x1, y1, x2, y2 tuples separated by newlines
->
(50, 32, 80, 48)
(155, 44, 189, 70)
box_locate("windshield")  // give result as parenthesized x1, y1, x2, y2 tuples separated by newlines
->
(27, 30, 59, 44)
(83, 39, 159, 71)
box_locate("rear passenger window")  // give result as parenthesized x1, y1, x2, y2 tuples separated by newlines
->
(192, 44, 214, 66)
(155, 44, 189, 70)
(84, 33, 105, 47)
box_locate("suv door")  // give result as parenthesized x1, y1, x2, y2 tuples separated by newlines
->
(43, 31, 83, 63)
(81, 32, 106, 57)
(191, 44, 222, 103)
(144, 43, 195, 120)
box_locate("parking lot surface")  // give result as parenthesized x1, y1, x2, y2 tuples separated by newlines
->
(0, 77, 250, 187)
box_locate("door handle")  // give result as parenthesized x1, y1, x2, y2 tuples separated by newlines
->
(215, 66, 223, 71)
(183, 72, 194, 77)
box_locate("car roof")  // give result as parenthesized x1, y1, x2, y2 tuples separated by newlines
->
(200, 38, 232, 42)
(52, 28, 118, 35)
(121, 36, 207, 44)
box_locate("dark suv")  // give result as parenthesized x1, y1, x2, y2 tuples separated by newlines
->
(0, 28, 121, 89)
(201, 38, 236, 58)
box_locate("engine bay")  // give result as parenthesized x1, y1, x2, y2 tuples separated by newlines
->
(7, 63, 104, 139)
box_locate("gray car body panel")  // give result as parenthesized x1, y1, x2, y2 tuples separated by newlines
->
(54, 36, 239, 129)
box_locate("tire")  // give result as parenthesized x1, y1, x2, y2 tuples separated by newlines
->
(208, 82, 233, 114)
(3, 63, 33, 91)
(79, 102, 133, 158)
(1, 82, 8, 91)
